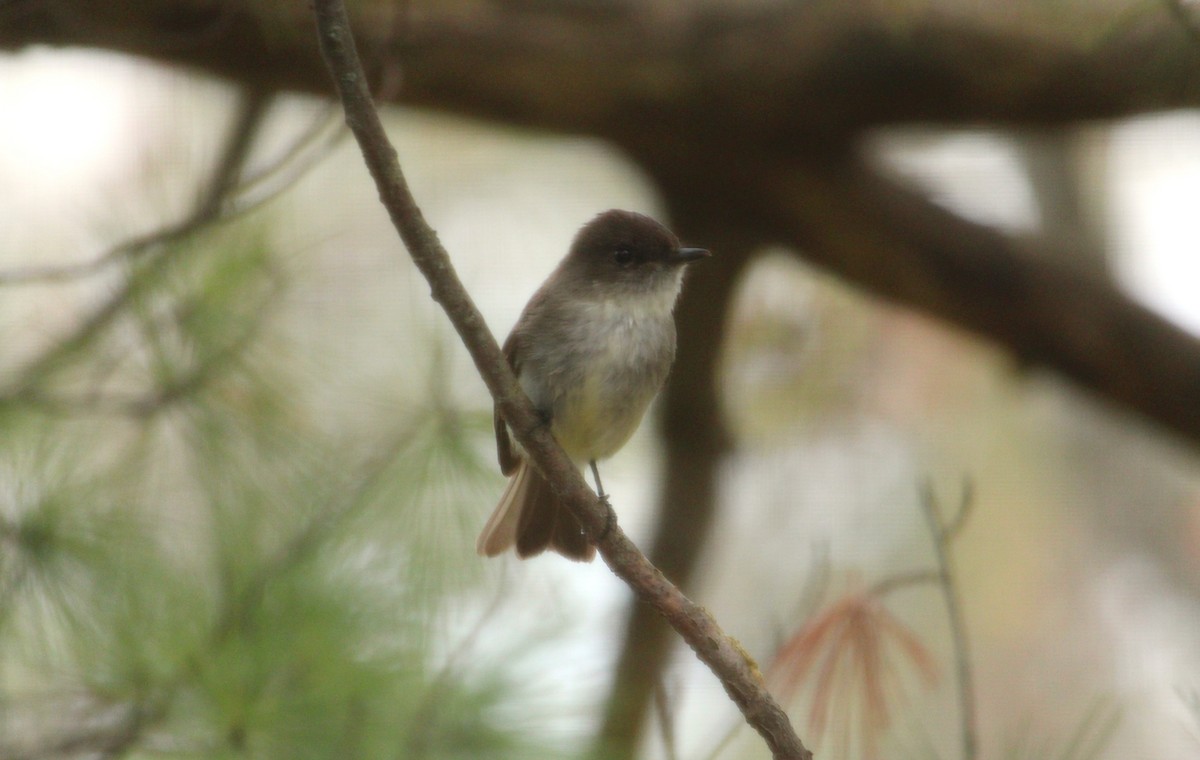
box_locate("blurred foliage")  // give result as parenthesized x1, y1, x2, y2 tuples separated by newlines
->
(0, 218, 556, 759)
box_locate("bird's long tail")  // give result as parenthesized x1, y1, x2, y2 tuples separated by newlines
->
(476, 459, 594, 562)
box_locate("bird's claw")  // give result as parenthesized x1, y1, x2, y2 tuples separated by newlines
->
(596, 494, 616, 542)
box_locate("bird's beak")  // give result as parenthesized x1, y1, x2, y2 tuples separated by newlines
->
(671, 247, 710, 263)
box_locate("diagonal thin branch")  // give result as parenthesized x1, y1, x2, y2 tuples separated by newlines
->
(309, 2, 811, 758)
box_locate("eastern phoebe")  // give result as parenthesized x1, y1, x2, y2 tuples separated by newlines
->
(476, 210, 709, 561)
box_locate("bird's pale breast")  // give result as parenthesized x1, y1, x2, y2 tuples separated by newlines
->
(520, 290, 677, 463)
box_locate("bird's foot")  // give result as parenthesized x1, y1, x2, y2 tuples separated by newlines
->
(596, 493, 616, 542)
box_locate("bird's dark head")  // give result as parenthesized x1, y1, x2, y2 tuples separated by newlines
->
(562, 210, 709, 292)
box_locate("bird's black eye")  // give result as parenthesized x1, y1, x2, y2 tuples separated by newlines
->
(613, 246, 634, 266)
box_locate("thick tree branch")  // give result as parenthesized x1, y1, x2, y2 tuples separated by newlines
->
(7, 3, 1200, 136)
(309, 2, 810, 758)
(762, 155, 1200, 443)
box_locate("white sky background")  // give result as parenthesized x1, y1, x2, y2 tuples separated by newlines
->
(1109, 113, 1200, 334)
(0, 51, 141, 256)
(4, 48, 1200, 758)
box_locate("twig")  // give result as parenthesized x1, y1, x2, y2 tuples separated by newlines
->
(195, 87, 273, 220)
(920, 480, 978, 760)
(309, 3, 811, 758)
(0, 87, 272, 287)
(0, 86, 348, 290)
(940, 479, 975, 542)
(4, 87, 273, 401)
(234, 103, 347, 204)
(15, 285, 277, 418)
(869, 569, 942, 599)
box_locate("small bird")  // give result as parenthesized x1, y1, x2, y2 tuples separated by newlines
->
(476, 210, 709, 561)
